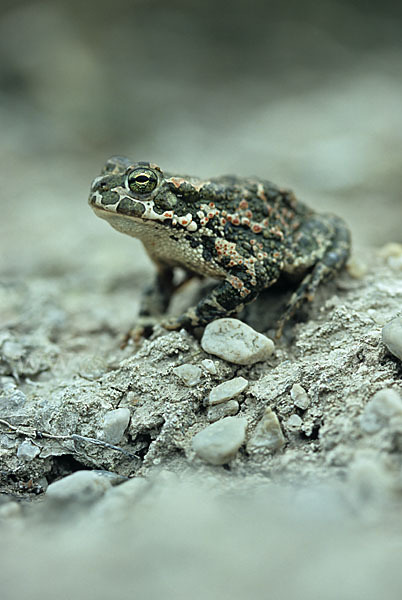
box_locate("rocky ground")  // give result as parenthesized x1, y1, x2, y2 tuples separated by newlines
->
(1, 246, 402, 494)
(1, 238, 402, 599)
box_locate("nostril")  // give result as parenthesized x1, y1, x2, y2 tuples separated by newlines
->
(91, 179, 109, 192)
(90, 176, 119, 206)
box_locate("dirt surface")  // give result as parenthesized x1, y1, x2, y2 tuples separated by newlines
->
(1, 244, 402, 490)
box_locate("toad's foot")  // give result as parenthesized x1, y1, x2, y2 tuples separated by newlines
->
(121, 315, 164, 347)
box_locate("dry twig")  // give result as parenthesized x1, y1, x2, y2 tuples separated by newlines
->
(0, 418, 139, 459)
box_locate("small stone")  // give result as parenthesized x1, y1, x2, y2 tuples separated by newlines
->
(109, 477, 148, 500)
(78, 356, 107, 380)
(290, 383, 310, 410)
(378, 242, 402, 259)
(37, 477, 48, 493)
(387, 255, 402, 270)
(201, 318, 274, 365)
(90, 478, 149, 520)
(91, 470, 128, 485)
(301, 419, 315, 438)
(46, 470, 112, 503)
(346, 257, 368, 279)
(208, 376, 248, 405)
(0, 501, 21, 520)
(17, 440, 40, 461)
(348, 450, 395, 507)
(1, 379, 27, 412)
(201, 359, 217, 374)
(360, 388, 402, 434)
(207, 400, 240, 423)
(98, 408, 131, 444)
(173, 364, 202, 386)
(247, 407, 285, 452)
(192, 417, 247, 465)
(382, 316, 402, 361)
(2, 340, 24, 361)
(286, 414, 303, 430)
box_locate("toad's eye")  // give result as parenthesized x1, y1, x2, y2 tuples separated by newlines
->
(126, 168, 158, 194)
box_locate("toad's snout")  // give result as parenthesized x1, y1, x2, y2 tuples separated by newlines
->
(90, 176, 110, 194)
(89, 176, 120, 207)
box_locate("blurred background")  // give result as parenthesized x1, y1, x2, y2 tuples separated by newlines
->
(0, 0, 401, 279)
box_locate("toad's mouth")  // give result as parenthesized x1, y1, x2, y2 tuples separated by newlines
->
(89, 190, 147, 220)
(89, 190, 198, 233)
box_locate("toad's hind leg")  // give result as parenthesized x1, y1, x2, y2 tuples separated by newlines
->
(276, 214, 351, 338)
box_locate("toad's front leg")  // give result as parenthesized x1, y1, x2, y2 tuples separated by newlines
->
(124, 263, 175, 342)
(139, 263, 175, 318)
(130, 263, 199, 340)
(161, 274, 269, 331)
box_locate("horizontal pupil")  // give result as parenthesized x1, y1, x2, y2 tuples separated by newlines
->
(135, 175, 149, 183)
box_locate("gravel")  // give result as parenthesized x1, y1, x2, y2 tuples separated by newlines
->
(208, 376, 249, 405)
(16, 440, 40, 461)
(247, 407, 285, 452)
(382, 316, 402, 361)
(290, 383, 311, 410)
(192, 417, 248, 465)
(173, 364, 202, 386)
(98, 408, 131, 444)
(201, 318, 275, 365)
(201, 359, 217, 374)
(46, 471, 113, 504)
(207, 399, 240, 423)
(285, 414, 303, 430)
(359, 388, 402, 434)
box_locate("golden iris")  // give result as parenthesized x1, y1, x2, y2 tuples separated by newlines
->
(127, 168, 158, 194)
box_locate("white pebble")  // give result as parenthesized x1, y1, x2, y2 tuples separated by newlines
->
(173, 364, 202, 386)
(90, 478, 149, 521)
(192, 417, 247, 465)
(286, 414, 303, 430)
(348, 450, 395, 507)
(360, 388, 402, 434)
(388, 255, 402, 270)
(78, 356, 107, 380)
(201, 359, 217, 374)
(247, 407, 285, 452)
(17, 440, 40, 461)
(2, 340, 24, 361)
(346, 257, 368, 279)
(99, 408, 131, 444)
(201, 318, 274, 365)
(378, 242, 402, 259)
(290, 383, 310, 410)
(207, 400, 240, 423)
(46, 471, 112, 503)
(382, 316, 402, 362)
(0, 501, 21, 520)
(208, 376, 248, 405)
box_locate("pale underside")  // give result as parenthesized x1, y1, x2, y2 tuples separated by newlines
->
(93, 207, 229, 278)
